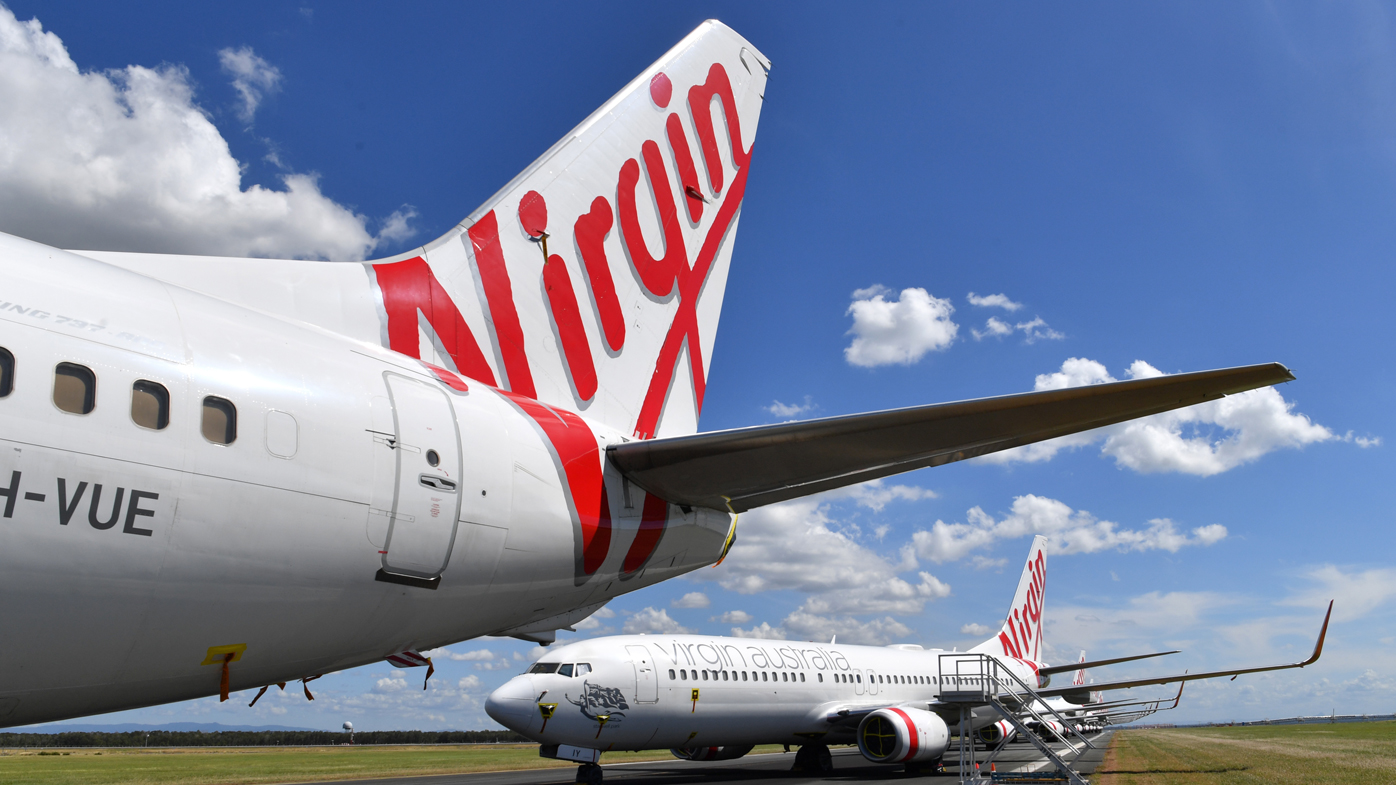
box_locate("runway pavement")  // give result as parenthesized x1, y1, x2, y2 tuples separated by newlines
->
(287, 731, 1113, 785)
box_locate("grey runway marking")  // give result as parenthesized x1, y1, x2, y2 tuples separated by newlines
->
(284, 732, 1114, 785)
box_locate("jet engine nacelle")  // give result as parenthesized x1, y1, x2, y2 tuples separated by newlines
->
(856, 707, 951, 764)
(977, 719, 1017, 745)
(671, 745, 754, 761)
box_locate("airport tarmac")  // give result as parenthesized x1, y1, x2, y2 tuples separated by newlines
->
(288, 732, 1113, 785)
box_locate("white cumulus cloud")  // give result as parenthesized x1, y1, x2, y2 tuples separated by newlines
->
(912, 494, 1228, 563)
(979, 358, 1334, 475)
(967, 292, 1023, 311)
(817, 479, 938, 512)
(713, 497, 950, 615)
(672, 592, 711, 609)
(733, 613, 914, 646)
(1283, 565, 1396, 622)
(961, 623, 993, 636)
(766, 396, 815, 418)
(0, 7, 414, 260)
(972, 315, 1064, 343)
(422, 647, 494, 662)
(845, 285, 958, 367)
(218, 45, 281, 123)
(623, 607, 693, 635)
(713, 610, 753, 624)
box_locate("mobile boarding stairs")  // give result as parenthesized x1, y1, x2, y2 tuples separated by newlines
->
(938, 653, 1097, 785)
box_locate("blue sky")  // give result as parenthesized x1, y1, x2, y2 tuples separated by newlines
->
(2, 1, 1392, 729)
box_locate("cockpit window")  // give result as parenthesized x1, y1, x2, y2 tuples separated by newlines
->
(576, 663, 592, 676)
(528, 663, 560, 674)
(557, 664, 574, 677)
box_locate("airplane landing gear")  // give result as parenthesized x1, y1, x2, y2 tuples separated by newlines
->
(791, 743, 833, 773)
(575, 763, 603, 785)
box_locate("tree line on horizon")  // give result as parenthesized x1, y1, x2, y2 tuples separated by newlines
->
(0, 729, 531, 748)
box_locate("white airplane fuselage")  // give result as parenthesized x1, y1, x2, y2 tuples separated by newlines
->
(0, 233, 730, 727)
(485, 634, 1041, 752)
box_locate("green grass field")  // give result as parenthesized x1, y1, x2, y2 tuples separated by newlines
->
(1097, 721, 1396, 785)
(0, 743, 791, 785)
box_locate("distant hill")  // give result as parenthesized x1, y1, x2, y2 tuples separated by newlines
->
(8, 722, 325, 734)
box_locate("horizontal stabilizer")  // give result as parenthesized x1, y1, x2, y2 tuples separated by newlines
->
(1038, 650, 1180, 677)
(609, 362, 1294, 511)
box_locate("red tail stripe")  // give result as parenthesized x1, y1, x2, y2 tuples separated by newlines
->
(543, 254, 599, 401)
(667, 114, 704, 223)
(498, 391, 612, 575)
(468, 211, 537, 399)
(622, 493, 669, 574)
(371, 257, 496, 386)
(574, 197, 626, 353)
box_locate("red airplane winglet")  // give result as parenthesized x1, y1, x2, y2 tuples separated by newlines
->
(1300, 600, 1334, 667)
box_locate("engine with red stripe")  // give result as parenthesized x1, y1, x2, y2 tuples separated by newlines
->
(855, 706, 950, 764)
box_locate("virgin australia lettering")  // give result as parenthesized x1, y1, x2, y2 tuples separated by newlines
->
(2, 18, 1299, 728)
(486, 537, 1332, 782)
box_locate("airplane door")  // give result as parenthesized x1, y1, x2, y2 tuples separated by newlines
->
(867, 669, 879, 695)
(626, 645, 658, 703)
(853, 670, 864, 696)
(381, 374, 463, 580)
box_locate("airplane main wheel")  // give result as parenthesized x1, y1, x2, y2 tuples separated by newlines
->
(575, 764, 602, 785)
(792, 743, 832, 773)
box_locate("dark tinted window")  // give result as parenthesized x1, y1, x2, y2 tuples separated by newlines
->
(201, 396, 237, 444)
(0, 347, 12, 397)
(528, 662, 560, 674)
(131, 380, 170, 430)
(54, 363, 95, 414)
(557, 664, 574, 677)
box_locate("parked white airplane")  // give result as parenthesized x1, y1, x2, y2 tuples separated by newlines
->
(485, 537, 1330, 782)
(0, 19, 1299, 728)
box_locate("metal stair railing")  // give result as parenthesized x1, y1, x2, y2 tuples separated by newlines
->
(937, 653, 1095, 785)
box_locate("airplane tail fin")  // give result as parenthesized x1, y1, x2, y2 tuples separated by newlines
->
(1073, 651, 1087, 686)
(971, 535, 1048, 661)
(367, 21, 769, 439)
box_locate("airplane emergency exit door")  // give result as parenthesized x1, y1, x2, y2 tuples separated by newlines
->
(626, 645, 658, 703)
(381, 374, 463, 580)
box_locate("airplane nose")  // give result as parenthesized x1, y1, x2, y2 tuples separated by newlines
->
(485, 676, 536, 731)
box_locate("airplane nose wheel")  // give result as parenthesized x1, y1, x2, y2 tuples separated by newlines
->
(576, 763, 603, 785)
(791, 743, 833, 773)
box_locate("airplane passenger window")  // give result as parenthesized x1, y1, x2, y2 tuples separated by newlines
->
(856, 675, 862, 683)
(558, 664, 574, 677)
(701, 670, 708, 680)
(201, 396, 237, 444)
(680, 669, 687, 679)
(669, 669, 676, 679)
(781, 673, 787, 682)
(528, 663, 560, 674)
(817, 674, 823, 683)
(131, 380, 170, 430)
(53, 363, 95, 415)
(0, 347, 13, 397)
(576, 663, 591, 676)
(722, 671, 729, 681)
(761, 672, 768, 682)
(800, 673, 805, 682)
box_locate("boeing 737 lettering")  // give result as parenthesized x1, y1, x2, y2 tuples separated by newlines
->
(1, 20, 1300, 728)
(485, 538, 1330, 784)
